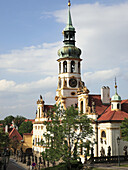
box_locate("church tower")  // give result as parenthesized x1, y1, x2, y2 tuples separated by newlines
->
(55, 0, 82, 109)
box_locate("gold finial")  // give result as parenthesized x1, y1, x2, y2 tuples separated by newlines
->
(68, 0, 71, 6)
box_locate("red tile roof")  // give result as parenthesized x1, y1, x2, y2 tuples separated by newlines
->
(9, 128, 23, 141)
(24, 119, 35, 123)
(98, 100, 128, 122)
(89, 95, 110, 115)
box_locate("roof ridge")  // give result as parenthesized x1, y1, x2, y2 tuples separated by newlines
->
(9, 127, 15, 136)
(110, 110, 116, 120)
(97, 105, 110, 119)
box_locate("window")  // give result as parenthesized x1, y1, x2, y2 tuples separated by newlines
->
(63, 61, 67, 73)
(59, 62, 61, 74)
(65, 33, 69, 39)
(81, 101, 83, 114)
(71, 61, 75, 73)
(101, 131, 106, 138)
(35, 126, 37, 130)
(38, 108, 40, 118)
(117, 103, 119, 109)
(78, 62, 80, 73)
(80, 142, 83, 155)
(111, 104, 113, 109)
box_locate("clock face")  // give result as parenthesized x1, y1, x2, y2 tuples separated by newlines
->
(69, 78, 77, 88)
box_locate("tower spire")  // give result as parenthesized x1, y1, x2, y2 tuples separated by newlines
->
(64, 0, 74, 32)
(115, 77, 117, 94)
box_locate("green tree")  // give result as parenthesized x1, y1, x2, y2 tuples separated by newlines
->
(121, 118, 128, 141)
(14, 115, 26, 128)
(3, 115, 14, 126)
(42, 105, 93, 167)
(19, 121, 33, 136)
(0, 127, 10, 151)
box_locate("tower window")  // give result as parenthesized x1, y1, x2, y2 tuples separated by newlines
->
(65, 33, 69, 39)
(63, 61, 67, 73)
(78, 62, 80, 73)
(59, 62, 61, 74)
(111, 104, 113, 109)
(71, 61, 75, 73)
(117, 103, 119, 109)
(101, 131, 106, 138)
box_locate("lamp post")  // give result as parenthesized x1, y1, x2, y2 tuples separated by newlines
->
(117, 136, 120, 166)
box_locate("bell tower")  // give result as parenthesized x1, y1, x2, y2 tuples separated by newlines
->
(55, 0, 82, 109)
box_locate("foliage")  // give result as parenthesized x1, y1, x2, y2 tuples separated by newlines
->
(14, 115, 26, 128)
(0, 127, 10, 151)
(121, 118, 128, 141)
(42, 105, 93, 166)
(3, 115, 14, 126)
(42, 160, 83, 170)
(19, 121, 33, 135)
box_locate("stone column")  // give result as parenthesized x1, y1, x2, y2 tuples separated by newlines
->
(67, 60, 71, 73)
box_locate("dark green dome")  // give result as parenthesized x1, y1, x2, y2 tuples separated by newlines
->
(58, 46, 81, 59)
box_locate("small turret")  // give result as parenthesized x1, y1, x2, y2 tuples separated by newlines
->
(111, 78, 121, 111)
(36, 95, 45, 118)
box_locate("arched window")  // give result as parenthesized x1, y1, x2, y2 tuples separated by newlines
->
(65, 33, 69, 40)
(81, 101, 83, 114)
(101, 131, 106, 138)
(117, 103, 119, 109)
(78, 62, 80, 73)
(59, 62, 61, 74)
(63, 61, 67, 73)
(71, 61, 75, 73)
(38, 108, 40, 118)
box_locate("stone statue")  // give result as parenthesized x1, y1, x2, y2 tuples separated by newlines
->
(40, 95, 42, 100)
(107, 146, 111, 157)
(123, 146, 127, 156)
(91, 100, 95, 113)
(100, 147, 105, 157)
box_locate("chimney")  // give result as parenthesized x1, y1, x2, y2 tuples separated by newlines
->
(101, 86, 110, 104)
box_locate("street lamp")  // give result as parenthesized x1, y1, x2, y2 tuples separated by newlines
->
(117, 136, 120, 166)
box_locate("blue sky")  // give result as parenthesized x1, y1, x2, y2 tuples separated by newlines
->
(0, 0, 128, 119)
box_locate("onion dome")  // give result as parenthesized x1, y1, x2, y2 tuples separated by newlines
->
(58, 46, 81, 59)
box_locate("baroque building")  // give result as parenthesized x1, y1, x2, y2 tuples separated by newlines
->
(32, 0, 128, 160)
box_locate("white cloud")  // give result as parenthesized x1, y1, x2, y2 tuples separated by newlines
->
(0, 41, 61, 76)
(83, 68, 121, 84)
(0, 77, 57, 93)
